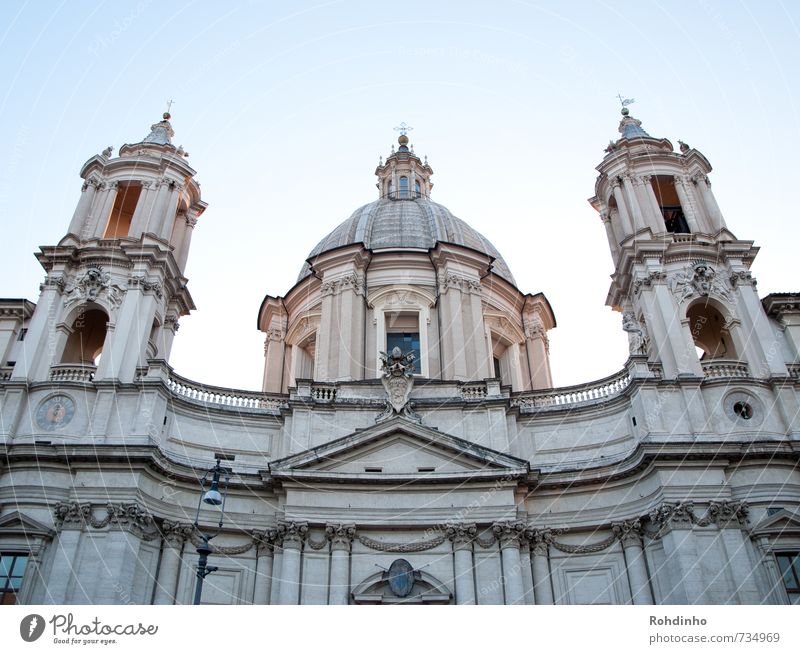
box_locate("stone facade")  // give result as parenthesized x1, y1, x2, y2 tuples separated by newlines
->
(0, 110, 799, 605)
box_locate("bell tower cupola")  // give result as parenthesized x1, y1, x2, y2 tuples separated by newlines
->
(589, 104, 786, 381)
(13, 111, 207, 385)
(375, 123, 433, 199)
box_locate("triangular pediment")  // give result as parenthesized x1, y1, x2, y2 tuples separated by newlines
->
(750, 509, 800, 537)
(270, 416, 529, 483)
(0, 511, 55, 539)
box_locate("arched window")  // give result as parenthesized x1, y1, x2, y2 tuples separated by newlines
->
(414, 180, 421, 197)
(104, 182, 141, 238)
(399, 176, 409, 199)
(61, 308, 108, 365)
(687, 300, 735, 360)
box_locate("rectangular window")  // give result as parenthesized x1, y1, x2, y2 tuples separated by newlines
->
(18, 328, 27, 342)
(0, 553, 28, 605)
(386, 332, 421, 374)
(776, 552, 800, 604)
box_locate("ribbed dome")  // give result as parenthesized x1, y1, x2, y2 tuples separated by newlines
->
(298, 198, 516, 284)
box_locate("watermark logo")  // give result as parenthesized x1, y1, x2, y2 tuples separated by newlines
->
(20, 614, 45, 642)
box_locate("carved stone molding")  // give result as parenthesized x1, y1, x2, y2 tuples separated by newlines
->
(696, 501, 749, 529)
(164, 314, 180, 333)
(633, 271, 667, 295)
(252, 528, 279, 555)
(492, 521, 526, 549)
(160, 520, 194, 546)
(326, 523, 356, 551)
(446, 523, 477, 548)
(320, 274, 364, 297)
(40, 275, 66, 294)
(438, 272, 482, 295)
(128, 275, 164, 299)
(277, 521, 309, 549)
(265, 328, 285, 342)
(527, 528, 553, 557)
(63, 266, 125, 309)
(612, 519, 645, 546)
(729, 270, 756, 290)
(53, 501, 158, 539)
(357, 532, 447, 553)
(648, 501, 696, 538)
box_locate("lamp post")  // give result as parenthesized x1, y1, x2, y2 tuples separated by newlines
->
(192, 459, 229, 605)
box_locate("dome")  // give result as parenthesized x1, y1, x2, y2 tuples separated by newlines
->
(298, 197, 516, 284)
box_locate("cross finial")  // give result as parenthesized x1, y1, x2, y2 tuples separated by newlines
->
(166, 99, 175, 114)
(394, 122, 413, 136)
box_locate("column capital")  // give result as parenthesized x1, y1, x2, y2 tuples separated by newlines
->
(160, 520, 194, 547)
(252, 528, 280, 554)
(446, 523, 477, 549)
(612, 519, 645, 546)
(492, 521, 525, 549)
(277, 521, 308, 549)
(326, 523, 356, 551)
(527, 528, 553, 556)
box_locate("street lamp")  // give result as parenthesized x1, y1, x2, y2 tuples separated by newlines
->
(192, 459, 229, 605)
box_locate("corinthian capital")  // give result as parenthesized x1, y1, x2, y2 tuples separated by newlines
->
(326, 523, 356, 550)
(492, 521, 525, 548)
(526, 528, 553, 556)
(278, 521, 309, 547)
(446, 523, 477, 547)
(612, 519, 645, 546)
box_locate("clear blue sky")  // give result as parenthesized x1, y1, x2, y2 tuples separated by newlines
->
(1, 1, 798, 389)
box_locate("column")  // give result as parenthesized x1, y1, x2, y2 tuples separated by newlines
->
(153, 522, 190, 605)
(638, 174, 666, 233)
(524, 314, 551, 389)
(696, 175, 727, 230)
(327, 524, 355, 605)
(129, 180, 158, 235)
(600, 212, 619, 261)
(530, 529, 554, 605)
(621, 174, 645, 232)
(613, 520, 653, 605)
(158, 181, 183, 240)
(277, 522, 307, 605)
(673, 176, 700, 232)
(176, 214, 197, 271)
(263, 327, 286, 393)
(269, 542, 283, 605)
(67, 179, 99, 235)
(91, 181, 119, 238)
(493, 522, 525, 605)
(447, 524, 477, 605)
(610, 181, 633, 236)
(252, 530, 277, 605)
(148, 179, 171, 236)
(519, 533, 535, 604)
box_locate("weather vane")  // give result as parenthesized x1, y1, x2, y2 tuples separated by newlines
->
(616, 94, 635, 108)
(394, 122, 413, 136)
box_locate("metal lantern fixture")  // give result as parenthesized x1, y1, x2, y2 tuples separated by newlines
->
(192, 459, 230, 605)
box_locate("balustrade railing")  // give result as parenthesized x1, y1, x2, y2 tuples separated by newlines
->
(461, 383, 488, 400)
(510, 368, 632, 411)
(311, 385, 337, 402)
(165, 371, 287, 410)
(701, 360, 750, 379)
(49, 364, 97, 383)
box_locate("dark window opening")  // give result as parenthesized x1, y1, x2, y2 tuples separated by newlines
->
(493, 356, 502, 380)
(767, 507, 785, 516)
(651, 175, 690, 234)
(733, 401, 753, 420)
(418, 467, 435, 473)
(61, 308, 108, 365)
(399, 176, 409, 199)
(365, 467, 383, 473)
(776, 553, 800, 604)
(0, 553, 28, 605)
(103, 182, 141, 238)
(17, 328, 27, 342)
(386, 332, 421, 374)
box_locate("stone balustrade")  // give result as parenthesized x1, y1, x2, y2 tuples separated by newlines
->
(48, 363, 97, 383)
(701, 360, 750, 379)
(165, 370, 287, 411)
(511, 368, 632, 411)
(460, 382, 488, 401)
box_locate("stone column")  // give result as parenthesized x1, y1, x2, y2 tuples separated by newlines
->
(695, 174, 726, 230)
(269, 541, 283, 605)
(263, 327, 286, 393)
(524, 314, 551, 389)
(277, 522, 307, 605)
(613, 520, 653, 605)
(600, 211, 619, 260)
(326, 524, 355, 605)
(639, 174, 666, 232)
(673, 176, 700, 232)
(128, 180, 157, 235)
(621, 174, 645, 232)
(153, 521, 191, 605)
(530, 528, 554, 605)
(175, 214, 197, 271)
(68, 178, 100, 236)
(493, 522, 525, 605)
(252, 529, 277, 605)
(754, 536, 788, 605)
(447, 524, 477, 605)
(610, 180, 633, 236)
(519, 533, 535, 604)
(91, 181, 119, 238)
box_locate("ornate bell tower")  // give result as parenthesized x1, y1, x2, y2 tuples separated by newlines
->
(589, 106, 786, 380)
(13, 112, 206, 384)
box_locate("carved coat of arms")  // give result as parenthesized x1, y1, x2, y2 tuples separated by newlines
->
(376, 347, 421, 423)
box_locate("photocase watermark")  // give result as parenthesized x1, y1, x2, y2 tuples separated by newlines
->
(19, 612, 159, 645)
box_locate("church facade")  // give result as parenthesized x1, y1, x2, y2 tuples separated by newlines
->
(1, 109, 799, 605)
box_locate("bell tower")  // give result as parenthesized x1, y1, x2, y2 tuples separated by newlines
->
(13, 112, 206, 384)
(589, 106, 786, 380)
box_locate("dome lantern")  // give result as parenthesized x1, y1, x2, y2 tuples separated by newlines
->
(375, 123, 433, 200)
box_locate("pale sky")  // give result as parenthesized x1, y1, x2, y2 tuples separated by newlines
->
(1, 1, 798, 390)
